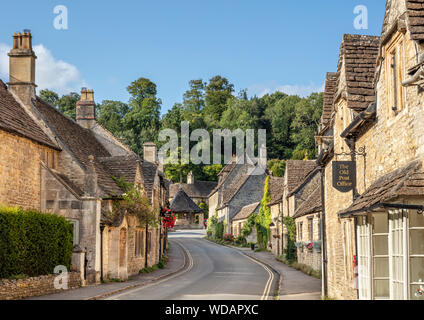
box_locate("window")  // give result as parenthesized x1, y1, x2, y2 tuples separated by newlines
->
(385, 32, 405, 113)
(298, 222, 303, 241)
(389, 210, 407, 300)
(308, 218, 313, 242)
(357, 216, 372, 300)
(372, 213, 390, 299)
(135, 230, 145, 257)
(409, 211, 424, 300)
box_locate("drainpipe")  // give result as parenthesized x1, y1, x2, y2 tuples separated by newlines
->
(145, 221, 149, 268)
(319, 165, 328, 298)
(100, 225, 105, 283)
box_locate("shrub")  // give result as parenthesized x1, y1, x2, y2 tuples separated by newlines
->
(0, 206, 73, 279)
(223, 233, 234, 242)
(234, 235, 246, 246)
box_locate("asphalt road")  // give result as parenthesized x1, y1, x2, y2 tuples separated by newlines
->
(105, 230, 278, 300)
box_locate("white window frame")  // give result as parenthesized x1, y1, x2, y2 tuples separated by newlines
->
(357, 215, 372, 300)
(408, 210, 424, 300)
(388, 210, 408, 300)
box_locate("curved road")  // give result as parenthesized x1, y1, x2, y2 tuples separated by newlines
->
(106, 230, 278, 300)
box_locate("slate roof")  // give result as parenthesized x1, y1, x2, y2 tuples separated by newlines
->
(170, 181, 217, 200)
(337, 34, 380, 111)
(98, 156, 141, 184)
(269, 176, 284, 206)
(406, 0, 424, 41)
(0, 80, 59, 150)
(217, 173, 251, 210)
(293, 185, 322, 219)
(141, 161, 158, 201)
(170, 188, 203, 214)
(339, 160, 424, 217)
(285, 160, 317, 195)
(208, 161, 237, 197)
(233, 202, 260, 222)
(321, 72, 337, 127)
(34, 97, 124, 197)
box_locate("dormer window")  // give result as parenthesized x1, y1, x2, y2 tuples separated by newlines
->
(385, 32, 405, 114)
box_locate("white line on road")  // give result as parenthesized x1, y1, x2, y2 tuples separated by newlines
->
(105, 240, 194, 300)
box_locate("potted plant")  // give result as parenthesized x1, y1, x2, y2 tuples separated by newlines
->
(249, 242, 256, 251)
(306, 242, 314, 252)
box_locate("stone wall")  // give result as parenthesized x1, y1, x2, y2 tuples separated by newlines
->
(0, 130, 56, 210)
(0, 272, 81, 300)
(295, 214, 322, 272)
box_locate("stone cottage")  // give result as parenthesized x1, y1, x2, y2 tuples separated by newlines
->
(268, 176, 284, 257)
(320, 0, 424, 300)
(291, 168, 322, 273)
(170, 187, 204, 229)
(1, 31, 167, 284)
(317, 32, 380, 300)
(208, 152, 267, 235)
(231, 202, 260, 242)
(169, 171, 217, 206)
(281, 160, 316, 252)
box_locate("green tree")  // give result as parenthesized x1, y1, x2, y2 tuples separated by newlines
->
(123, 78, 161, 155)
(39, 89, 59, 108)
(291, 92, 323, 159)
(58, 92, 80, 120)
(98, 100, 129, 137)
(204, 76, 234, 125)
(267, 159, 286, 177)
(255, 176, 272, 249)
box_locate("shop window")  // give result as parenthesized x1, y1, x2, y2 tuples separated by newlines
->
(372, 213, 390, 299)
(357, 216, 372, 300)
(409, 211, 424, 300)
(389, 210, 407, 300)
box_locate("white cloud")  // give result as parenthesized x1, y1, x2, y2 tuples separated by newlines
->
(248, 82, 324, 98)
(0, 43, 86, 95)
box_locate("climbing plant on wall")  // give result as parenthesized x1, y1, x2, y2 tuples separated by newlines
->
(255, 176, 272, 249)
(283, 216, 297, 262)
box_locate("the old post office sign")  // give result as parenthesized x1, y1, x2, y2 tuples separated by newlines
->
(332, 161, 356, 193)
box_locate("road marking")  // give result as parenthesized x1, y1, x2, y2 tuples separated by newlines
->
(241, 253, 274, 300)
(105, 239, 194, 300)
(200, 239, 275, 300)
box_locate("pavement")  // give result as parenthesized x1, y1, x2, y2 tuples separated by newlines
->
(29, 230, 320, 300)
(105, 230, 279, 300)
(28, 237, 187, 300)
(233, 247, 322, 300)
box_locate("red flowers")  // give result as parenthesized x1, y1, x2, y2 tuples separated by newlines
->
(161, 208, 176, 229)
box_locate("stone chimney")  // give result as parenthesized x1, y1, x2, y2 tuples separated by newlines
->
(8, 30, 37, 107)
(143, 142, 157, 164)
(187, 171, 194, 184)
(76, 88, 96, 129)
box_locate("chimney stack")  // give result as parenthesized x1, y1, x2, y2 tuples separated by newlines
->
(8, 30, 37, 106)
(143, 142, 158, 164)
(76, 88, 96, 129)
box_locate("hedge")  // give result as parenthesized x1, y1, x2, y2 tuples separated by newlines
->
(0, 206, 73, 279)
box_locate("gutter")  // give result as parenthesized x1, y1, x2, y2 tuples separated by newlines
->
(339, 203, 424, 219)
(318, 164, 328, 298)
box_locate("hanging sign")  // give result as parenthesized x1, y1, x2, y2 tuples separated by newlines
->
(332, 161, 356, 193)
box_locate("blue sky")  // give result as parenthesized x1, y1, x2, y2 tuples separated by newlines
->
(0, 1, 385, 115)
